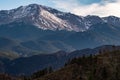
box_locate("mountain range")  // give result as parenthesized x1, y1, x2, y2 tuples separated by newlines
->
(0, 4, 120, 76)
(0, 4, 120, 57)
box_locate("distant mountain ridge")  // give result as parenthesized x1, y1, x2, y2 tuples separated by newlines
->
(0, 4, 120, 32)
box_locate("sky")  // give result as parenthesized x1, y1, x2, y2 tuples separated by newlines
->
(0, 0, 120, 17)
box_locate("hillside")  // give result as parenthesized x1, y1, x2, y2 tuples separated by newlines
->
(0, 45, 118, 75)
(0, 46, 120, 80)
(35, 49, 120, 80)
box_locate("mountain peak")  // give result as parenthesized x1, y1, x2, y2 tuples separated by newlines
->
(0, 4, 120, 32)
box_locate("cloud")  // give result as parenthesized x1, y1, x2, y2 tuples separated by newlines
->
(51, 0, 120, 17)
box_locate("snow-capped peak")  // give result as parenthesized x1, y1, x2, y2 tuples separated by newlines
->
(0, 4, 120, 32)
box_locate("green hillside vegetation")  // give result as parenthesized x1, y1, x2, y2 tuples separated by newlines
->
(33, 49, 120, 80)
